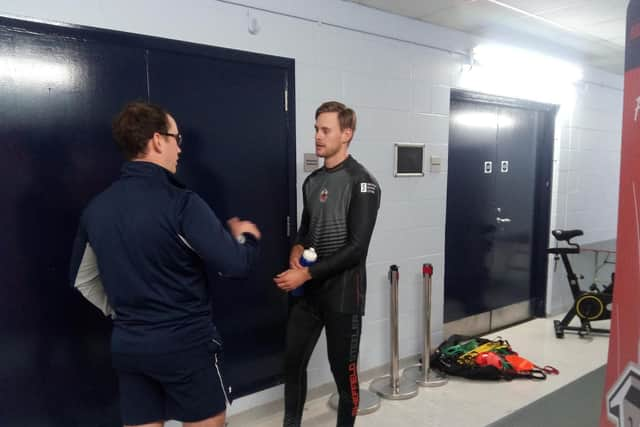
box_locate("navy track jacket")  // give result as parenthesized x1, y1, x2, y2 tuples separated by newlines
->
(69, 161, 258, 354)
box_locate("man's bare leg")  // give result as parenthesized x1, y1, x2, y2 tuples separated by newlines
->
(126, 422, 163, 427)
(184, 410, 226, 427)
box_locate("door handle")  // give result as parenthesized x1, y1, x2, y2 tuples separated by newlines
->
(496, 217, 512, 223)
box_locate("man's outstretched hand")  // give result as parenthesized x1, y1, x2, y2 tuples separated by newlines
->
(274, 268, 311, 292)
(227, 217, 261, 240)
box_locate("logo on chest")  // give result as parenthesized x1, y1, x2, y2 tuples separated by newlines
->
(319, 188, 329, 203)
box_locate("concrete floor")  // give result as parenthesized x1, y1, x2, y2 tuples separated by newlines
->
(224, 315, 610, 427)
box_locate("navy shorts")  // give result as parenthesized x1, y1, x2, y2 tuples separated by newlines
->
(112, 340, 230, 425)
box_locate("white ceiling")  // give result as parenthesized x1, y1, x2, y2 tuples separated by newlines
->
(346, 0, 628, 74)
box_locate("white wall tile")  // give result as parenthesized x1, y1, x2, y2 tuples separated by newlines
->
(558, 149, 571, 172)
(576, 82, 624, 112)
(295, 63, 343, 106)
(567, 171, 580, 193)
(431, 85, 451, 115)
(343, 72, 412, 111)
(312, 24, 412, 80)
(410, 49, 456, 86)
(409, 173, 448, 201)
(566, 192, 588, 213)
(409, 113, 450, 143)
(356, 107, 411, 142)
(360, 318, 391, 369)
(558, 126, 572, 151)
(375, 200, 411, 233)
(240, 10, 318, 64)
(407, 198, 446, 229)
(412, 80, 432, 114)
(349, 142, 394, 175)
(556, 171, 568, 195)
(572, 106, 622, 132)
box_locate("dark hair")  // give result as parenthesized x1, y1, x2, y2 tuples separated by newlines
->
(315, 101, 357, 136)
(112, 101, 170, 159)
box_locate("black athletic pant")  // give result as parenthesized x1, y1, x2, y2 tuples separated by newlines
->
(283, 299, 362, 427)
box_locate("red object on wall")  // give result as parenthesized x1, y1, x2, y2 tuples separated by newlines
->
(601, 1, 640, 425)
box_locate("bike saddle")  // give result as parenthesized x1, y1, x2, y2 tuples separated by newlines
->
(552, 229, 584, 241)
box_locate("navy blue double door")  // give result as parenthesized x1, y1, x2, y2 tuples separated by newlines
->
(0, 16, 294, 427)
(444, 91, 555, 333)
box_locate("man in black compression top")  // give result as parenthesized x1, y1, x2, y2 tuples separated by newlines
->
(275, 101, 381, 427)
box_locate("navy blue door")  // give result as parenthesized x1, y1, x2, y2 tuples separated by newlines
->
(0, 16, 295, 426)
(0, 21, 147, 427)
(148, 50, 292, 396)
(490, 107, 539, 308)
(445, 93, 554, 329)
(444, 100, 498, 321)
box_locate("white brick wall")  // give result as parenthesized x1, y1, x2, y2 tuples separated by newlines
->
(547, 69, 623, 314)
(0, 0, 624, 416)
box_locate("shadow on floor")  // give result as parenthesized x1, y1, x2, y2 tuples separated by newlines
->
(487, 365, 606, 427)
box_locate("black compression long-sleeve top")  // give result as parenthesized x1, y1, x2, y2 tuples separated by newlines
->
(296, 155, 380, 314)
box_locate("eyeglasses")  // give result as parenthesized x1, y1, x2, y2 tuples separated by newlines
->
(159, 132, 183, 147)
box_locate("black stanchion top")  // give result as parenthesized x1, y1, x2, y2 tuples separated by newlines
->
(388, 265, 399, 283)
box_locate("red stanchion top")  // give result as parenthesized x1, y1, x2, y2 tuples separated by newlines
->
(423, 263, 433, 277)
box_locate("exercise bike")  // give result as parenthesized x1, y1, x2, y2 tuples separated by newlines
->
(547, 229, 614, 338)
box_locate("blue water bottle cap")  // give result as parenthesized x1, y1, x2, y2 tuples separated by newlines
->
(301, 247, 318, 265)
(292, 248, 317, 296)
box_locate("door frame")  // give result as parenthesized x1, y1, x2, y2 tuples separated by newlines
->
(449, 89, 558, 318)
(0, 14, 298, 242)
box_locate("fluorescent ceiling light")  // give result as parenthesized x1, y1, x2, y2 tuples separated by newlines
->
(453, 112, 514, 129)
(473, 43, 583, 83)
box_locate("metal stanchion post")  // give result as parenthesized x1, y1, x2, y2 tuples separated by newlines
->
(403, 263, 447, 387)
(369, 265, 419, 400)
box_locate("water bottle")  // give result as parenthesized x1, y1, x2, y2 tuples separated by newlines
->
(291, 247, 317, 296)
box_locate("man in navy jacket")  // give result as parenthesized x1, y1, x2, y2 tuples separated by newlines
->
(69, 101, 260, 427)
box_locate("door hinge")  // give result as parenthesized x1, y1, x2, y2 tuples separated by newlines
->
(284, 89, 288, 112)
(286, 215, 291, 237)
